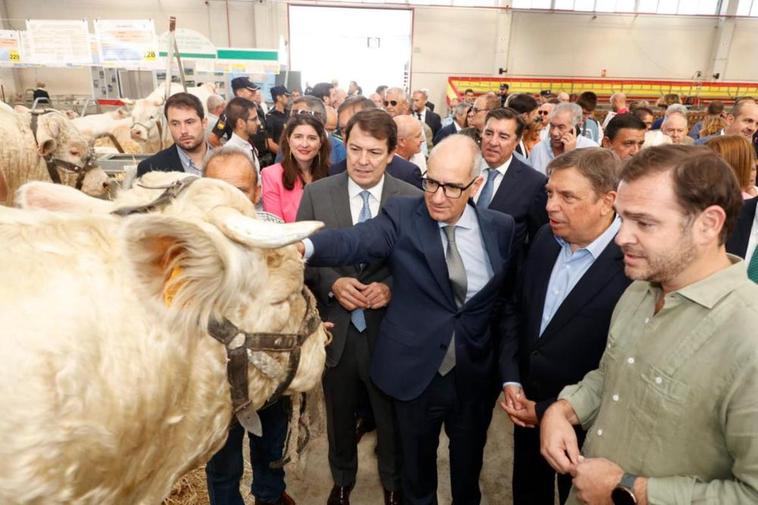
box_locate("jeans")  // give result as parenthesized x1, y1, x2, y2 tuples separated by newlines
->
(206, 398, 290, 504)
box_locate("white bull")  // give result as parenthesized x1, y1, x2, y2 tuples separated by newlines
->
(128, 83, 216, 152)
(0, 108, 111, 205)
(0, 172, 328, 504)
(72, 108, 132, 139)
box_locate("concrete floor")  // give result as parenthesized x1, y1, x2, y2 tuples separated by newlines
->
(244, 403, 517, 505)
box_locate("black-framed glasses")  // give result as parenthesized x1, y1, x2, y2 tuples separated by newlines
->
(421, 174, 478, 199)
(470, 106, 488, 114)
(538, 110, 550, 116)
(383, 100, 399, 107)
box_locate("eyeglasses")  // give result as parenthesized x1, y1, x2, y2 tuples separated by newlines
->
(470, 106, 488, 115)
(538, 110, 550, 116)
(421, 175, 478, 199)
(293, 109, 318, 117)
(246, 116, 259, 123)
(383, 100, 399, 107)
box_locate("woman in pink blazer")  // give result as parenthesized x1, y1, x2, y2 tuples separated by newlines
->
(261, 114, 331, 222)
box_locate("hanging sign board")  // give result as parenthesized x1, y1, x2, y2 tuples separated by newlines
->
(215, 48, 280, 74)
(158, 28, 216, 59)
(0, 30, 21, 65)
(94, 19, 158, 67)
(25, 19, 92, 65)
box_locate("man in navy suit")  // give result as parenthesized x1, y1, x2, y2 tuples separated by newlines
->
(727, 196, 758, 268)
(412, 89, 442, 138)
(476, 108, 548, 252)
(500, 148, 631, 505)
(300, 135, 515, 505)
(137, 93, 209, 177)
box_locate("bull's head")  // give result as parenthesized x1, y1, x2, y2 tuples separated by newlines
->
(129, 97, 163, 142)
(16, 175, 329, 430)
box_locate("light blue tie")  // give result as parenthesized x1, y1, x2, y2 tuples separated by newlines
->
(477, 168, 498, 209)
(351, 191, 372, 332)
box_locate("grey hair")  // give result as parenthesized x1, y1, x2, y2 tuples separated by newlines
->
(662, 110, 687, 128)
(454, 102, 470, 115)
(413, 89, 428, 99)
(550, 102, 583, 126)
(202, 145, 256, 178)
(665, 104, 688, 117)
(206, 94, 224, 111)
(293, 95, 326, 121)
(386, 87, 409, 104)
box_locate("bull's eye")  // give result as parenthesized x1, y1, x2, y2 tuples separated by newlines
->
(70, 149, 80, 156)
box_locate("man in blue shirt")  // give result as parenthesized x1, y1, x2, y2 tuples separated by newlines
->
(501, 147, 631, 505)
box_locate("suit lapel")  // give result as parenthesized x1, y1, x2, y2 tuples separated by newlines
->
(380, 175, 401, 206)
(527, 239, 561, 347)
(417, 203, 455, 305)
(539, 241, 623, 344)
(329, 172, 353, 229)
(489, 157, 522, 208)
(474, 204, 504, 276)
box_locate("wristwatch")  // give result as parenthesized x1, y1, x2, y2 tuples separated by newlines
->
(611, 472, 637, 505)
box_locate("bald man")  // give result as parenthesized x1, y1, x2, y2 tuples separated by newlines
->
(394, 115, 426, 172)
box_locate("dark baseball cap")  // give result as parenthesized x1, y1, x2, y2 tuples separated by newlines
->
(231, 76, 260, 92)
(270, 85, 290, 101)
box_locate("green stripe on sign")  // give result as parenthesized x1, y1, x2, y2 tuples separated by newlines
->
(216, 49, 278, 61)
(158, 51, 216, 59)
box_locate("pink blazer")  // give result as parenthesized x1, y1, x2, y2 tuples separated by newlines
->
(261, 163, 304, 223)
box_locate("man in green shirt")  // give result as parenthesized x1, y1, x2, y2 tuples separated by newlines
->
(540, 144, 758, 505)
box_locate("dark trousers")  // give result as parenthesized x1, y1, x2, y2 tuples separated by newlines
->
(512, 424, 586, 505)
(393, 371, 494, 505)
(323, 324, 401, 491)
(205, 399, 290, 505)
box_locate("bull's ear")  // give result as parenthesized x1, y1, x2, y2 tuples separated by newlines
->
(35, 114, 61, 157)
(121, 214, 231, 314)
(16, 181, 115, 213)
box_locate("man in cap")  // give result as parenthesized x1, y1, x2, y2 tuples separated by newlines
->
(266, 85, 290, 154)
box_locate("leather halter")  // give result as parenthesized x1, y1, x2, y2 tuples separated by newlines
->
(110, 176, 199, 216)
(207, 287, 322, 435)
(30, 110, 97, 190)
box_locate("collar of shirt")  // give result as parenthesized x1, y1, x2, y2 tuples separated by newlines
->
(176, 144, 208, 176)
(437, 201, 477, 231)
(454, 120, 462, 132)
(227, 132, 252, 149)
(348, 174, 384, 204)
(554, 215, 621, 260)
(645, 254, 746, 310)
(747, 202, 758, 260)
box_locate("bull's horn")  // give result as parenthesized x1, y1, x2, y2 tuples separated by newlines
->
(210, 207, 323, 249)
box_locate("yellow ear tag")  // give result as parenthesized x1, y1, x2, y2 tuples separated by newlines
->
(163, 266, 184, 307)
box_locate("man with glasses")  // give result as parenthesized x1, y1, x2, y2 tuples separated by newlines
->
(297, 109, 420, 505)
(298, 134, 516, 505)
(383, 88, 410, 118)
(223, 97, 261, 177)
(465, 93, 501, 144)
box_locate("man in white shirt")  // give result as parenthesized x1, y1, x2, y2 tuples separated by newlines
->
(223, 97, 261, 180)
(394, 115, 426, 173)
(529, 103, 599, 175)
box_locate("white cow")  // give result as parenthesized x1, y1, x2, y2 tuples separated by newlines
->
(72, 108, 133, 139)
(0, 107, 111, 205)
(128, 83, 216, 152)
(0, 172, 328, 504)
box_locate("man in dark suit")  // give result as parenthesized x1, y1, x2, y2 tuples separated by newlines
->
(500, 148, 631, 505)
(476, 108, 548, 252)
(136, 92, 209, 177)
(296, 110, 420, 505)
(299, 135, 516, 505)
(412, 89, 442, 137)
(433, 102, 470, 146)
(727, 196, 758, 272)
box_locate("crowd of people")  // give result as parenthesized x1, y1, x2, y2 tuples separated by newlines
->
(136, 77, 758, 505)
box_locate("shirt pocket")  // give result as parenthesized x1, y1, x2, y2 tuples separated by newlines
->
(636, 363, 689, 436)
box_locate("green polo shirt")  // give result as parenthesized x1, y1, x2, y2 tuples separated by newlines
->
(560, 255, 758, 504)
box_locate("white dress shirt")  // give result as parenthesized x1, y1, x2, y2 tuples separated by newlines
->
(474, 156, 513, 204)
(347, 175, 384, 224)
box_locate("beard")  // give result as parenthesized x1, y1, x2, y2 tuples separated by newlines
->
(622, 226, 696, 284)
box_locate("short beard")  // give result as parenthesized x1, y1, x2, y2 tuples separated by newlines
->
(642, 218, 697, 285)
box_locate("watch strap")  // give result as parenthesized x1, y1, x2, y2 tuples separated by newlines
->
(620, 472, 637, 491)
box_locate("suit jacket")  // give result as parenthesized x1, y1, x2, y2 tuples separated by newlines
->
(500, 224, 630, 419)
(433, 122, 458, 146)
(487, 156, 548, 251)
(296, 173, 422, 367)
(329, 155, 423, 190)
(727, 196, 757, 258)
(136, 145, 184, 177)
(423, 110, 442, 137)
(308, 197, 515, 401)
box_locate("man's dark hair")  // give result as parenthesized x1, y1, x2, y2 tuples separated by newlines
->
(731, 98, 756, 118)
(224, 96, 255, 131)
(464, 88, 474, 95)
(338, 95, 376, 116)
(633, 107, 654, 120)
(576, 91, 598, 112)
(345, 109, 397, 153)
(707, 100, 725, 115)
(605, 113, 646, 140)
(621, 145, 742, 244)
(164, 92, 204, 120)
(309, 82, 334, 103)
(547, 147, 620, 194)
(484, 107, 526, 138)
(506, 94, 538, 115)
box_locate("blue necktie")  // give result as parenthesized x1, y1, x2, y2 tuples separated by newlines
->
(477, 168, 498, 209)
(351, 191, 372, 332)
